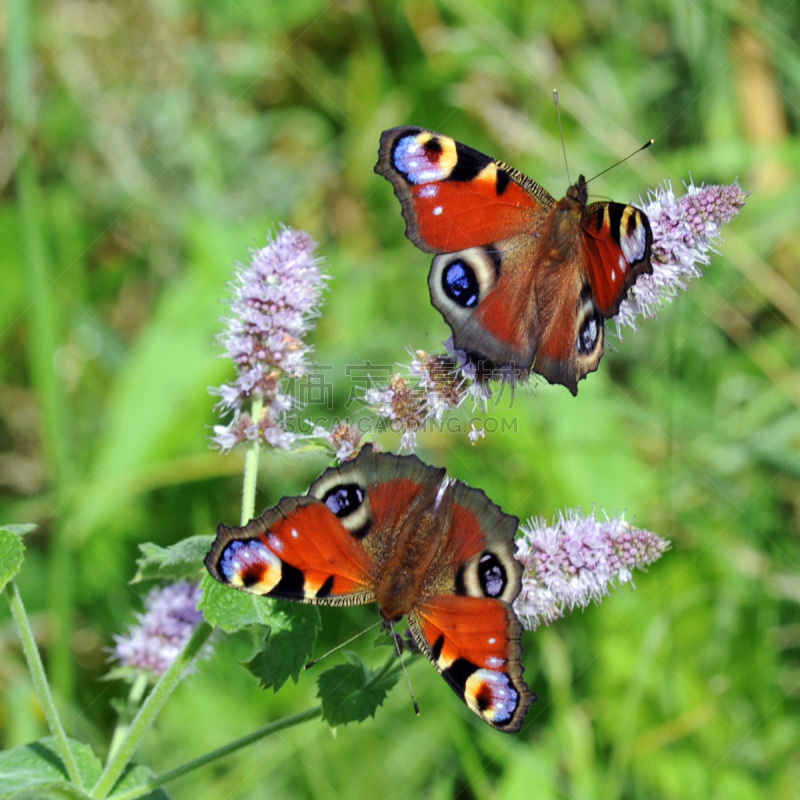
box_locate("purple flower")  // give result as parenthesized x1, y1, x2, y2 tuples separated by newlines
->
(616, 180, 748, 330)
(311, 421, 363, 461)
(365, 352, 468, 451)
(112, 582, 209, 679)
(210, 227, 329, 452)
(513, 509, 669, 631)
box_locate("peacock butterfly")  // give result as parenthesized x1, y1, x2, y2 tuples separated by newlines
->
(205, 445, 534, 732)
(375, 127, 653, 394)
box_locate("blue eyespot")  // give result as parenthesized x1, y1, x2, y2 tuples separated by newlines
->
(443, 261, 479, 308)
(323, 483, 365, 517)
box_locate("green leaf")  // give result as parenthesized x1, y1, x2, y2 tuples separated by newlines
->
(317, 654, 399, 727)
(243, 604, 321, 691)
(0, 736, 102, 799)
(112, 764, 173, 800)
(0, 524, 37, 536)
(198, 577, 280, 631)
(132, 536, 212, 583)
(0, 525, 32, 592)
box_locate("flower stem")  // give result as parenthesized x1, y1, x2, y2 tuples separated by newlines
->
(106, 673, 149, 762)
(90, 620, 215, 799)
(6, 582, 83, 788)
(241, 393, 263, 524)
(108, 707, 322, 800)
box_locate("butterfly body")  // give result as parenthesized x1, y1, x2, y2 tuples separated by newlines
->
(205, 446, 534, 731)
(376, 127, 653, 394)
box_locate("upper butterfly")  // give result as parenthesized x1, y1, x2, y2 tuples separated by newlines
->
(205, 445, 535, 732)
(375, 127, 653, 394)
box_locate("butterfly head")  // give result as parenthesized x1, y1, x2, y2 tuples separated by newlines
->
(566, 174, 589, 206)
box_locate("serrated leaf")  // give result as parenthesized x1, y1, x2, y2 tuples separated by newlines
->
(132, 536, 212, 583)
(0, 528, 27, 592)
(198, 576, 279, 631)
(317, 654, 399, 727)
(0, 736, 102, 799)
(243, 604, 321, 691)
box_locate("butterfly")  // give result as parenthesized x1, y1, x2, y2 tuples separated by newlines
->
(375, 127, 653, 394)
(205, 445, 535, 732)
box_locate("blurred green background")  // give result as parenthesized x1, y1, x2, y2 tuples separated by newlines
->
(2, 0, 798, 797)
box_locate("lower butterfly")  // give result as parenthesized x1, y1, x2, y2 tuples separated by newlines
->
(375, 127, 653, 394)
(205, 445, 535, 732)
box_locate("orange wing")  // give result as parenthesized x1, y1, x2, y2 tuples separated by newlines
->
(376, 127, 554, 253)
(409, 595, 534, 732)
(205, 496, 376, 605)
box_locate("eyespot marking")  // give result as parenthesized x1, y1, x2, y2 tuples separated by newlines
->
(442, 261, 480, 309)
(393, 134, 452, 184)
(477, 551, 507, 598)
(465, 669, 520, 722)
(577, 315, 600, 355)
(323, 484, 365, 518)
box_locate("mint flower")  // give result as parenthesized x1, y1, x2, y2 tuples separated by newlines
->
(616, 180, 749, 330)
(112, 582, 209, 679)
(513, 509, 669, 631)
(210, 227, 329, 452)
(311, 420, 363, 461)
(365, 352, 467, 451)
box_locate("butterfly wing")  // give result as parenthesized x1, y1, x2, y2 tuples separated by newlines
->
(407, 478, 535, 731)
(581, 200, 653, 316)
(205, 496, 377, 605)
(376, 126, 555, 254)
(307, 444, 447, 572)
(410, 596, 532, 732)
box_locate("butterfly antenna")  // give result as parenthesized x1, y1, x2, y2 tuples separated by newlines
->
(553, 89, 571, 185)
(390, 622, 420, 717)
(586, 139, 655, 184)
(304, 620, 382, 669)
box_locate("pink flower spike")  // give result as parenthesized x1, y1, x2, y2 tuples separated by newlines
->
(616, 180, 749, 331)
(513, 509, 669, 631)
(210, 226, 329, 451)
(111, 582, 211, 680)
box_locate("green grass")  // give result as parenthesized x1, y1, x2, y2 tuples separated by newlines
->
(2, 0, 799, 798)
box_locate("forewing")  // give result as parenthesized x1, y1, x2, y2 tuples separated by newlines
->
(307, 444, 447, 571)
(581, 201, 653, 316)
(376, 127, 554, 254)
(205, 496, 376, 606)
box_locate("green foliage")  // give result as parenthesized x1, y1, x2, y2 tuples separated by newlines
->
(317, 654, 401, 727)
(0, 737, 169, 800)
(2, 0, 799, 798)
(0, 526, 33, 592)
(0, 737, 102, 800)
(243, 606, 322, 692)
(133, 538, 212, 584)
